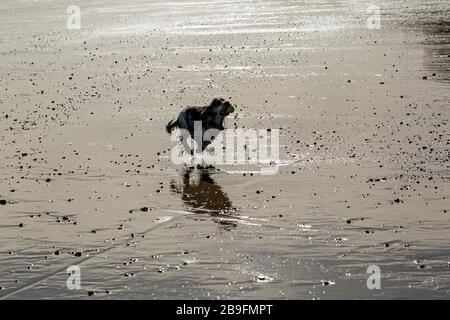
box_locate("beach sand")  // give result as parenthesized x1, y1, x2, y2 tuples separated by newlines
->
(0, 0, 449, 299)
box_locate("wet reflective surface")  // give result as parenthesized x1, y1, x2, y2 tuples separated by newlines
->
(170, 167, 238, 231)
(0, 0, 449, 299)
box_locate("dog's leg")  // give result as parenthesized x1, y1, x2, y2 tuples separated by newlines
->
(179, 135, 193, 156)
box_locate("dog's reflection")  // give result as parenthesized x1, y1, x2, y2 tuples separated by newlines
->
(170, 167, 238, 231)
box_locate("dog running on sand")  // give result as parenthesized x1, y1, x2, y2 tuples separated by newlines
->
(166, 98, 235, 152)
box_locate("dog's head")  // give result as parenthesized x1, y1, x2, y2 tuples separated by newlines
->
(208, 98, 235, 117)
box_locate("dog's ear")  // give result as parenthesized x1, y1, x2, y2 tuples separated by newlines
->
(209, 98, 223, 109)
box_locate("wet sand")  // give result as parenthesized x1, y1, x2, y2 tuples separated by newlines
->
(0, 0, 449, 299)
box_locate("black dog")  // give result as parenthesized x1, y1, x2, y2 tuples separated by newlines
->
(166, 98, 235, 152)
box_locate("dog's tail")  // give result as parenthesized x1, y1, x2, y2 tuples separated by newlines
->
(166, 119, 179, 134)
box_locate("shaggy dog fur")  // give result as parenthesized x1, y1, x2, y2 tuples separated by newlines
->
(166, 98, 235, 152)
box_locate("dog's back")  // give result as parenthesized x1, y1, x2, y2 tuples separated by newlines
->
(166, 106, 207, 134)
